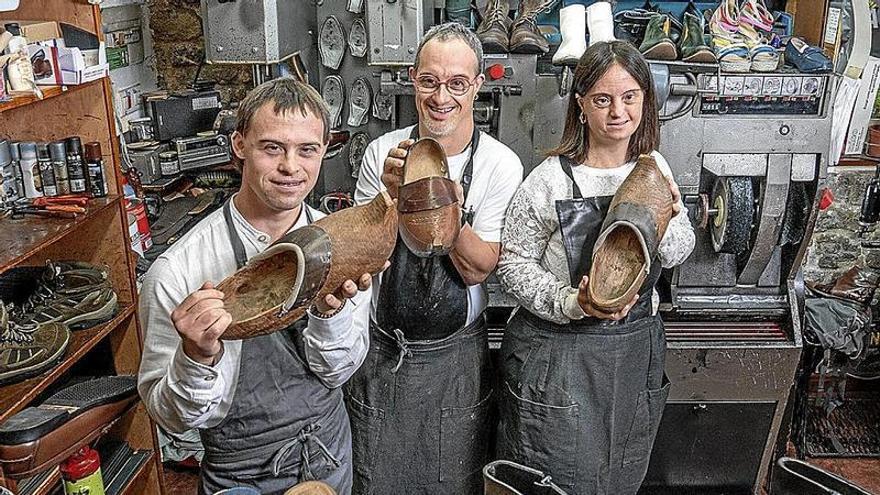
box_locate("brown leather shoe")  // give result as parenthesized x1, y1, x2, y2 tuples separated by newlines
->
(483, 460, 570, 495)
(0, 376, 138, 478)
(587, 154, 673, 314)
(397, 138, 461, 258)
(508, 0, 557, 54)
(284, 481, 337, 495)
(217, 192, 398, 340)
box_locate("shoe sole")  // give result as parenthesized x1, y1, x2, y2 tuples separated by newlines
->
(0, 324, 70, 387)
(642, 40, 677, 60)
(750, 59, 779, 72)
(720, 59, 751, 73)
(67, 291, 119, 331)
(509, 41, 549, 54)
(682, 49, 717, 63)
(481, 40, 509, 53)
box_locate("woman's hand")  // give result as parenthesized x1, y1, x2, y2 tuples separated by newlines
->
(576, 275, 638, 321)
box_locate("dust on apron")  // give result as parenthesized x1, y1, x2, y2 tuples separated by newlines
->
(199, 201, 353, 495)
(496, 156, 670, 495)
(345, 126, 493, 494)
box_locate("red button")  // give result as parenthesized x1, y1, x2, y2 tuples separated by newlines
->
(487, 64, 505, 81)
(818, 188, 834, 210)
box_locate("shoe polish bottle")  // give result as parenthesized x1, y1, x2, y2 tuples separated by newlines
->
(60, 446, 106, 495)
(9, 142, 26, 199)
(37, 143, 58, 197)
(49, 141, 71, 195)
(64, 137, 88, 194)
(0, 140, 17, 208)
(17, 142, 43, 198)
(85, 142, 107, 198)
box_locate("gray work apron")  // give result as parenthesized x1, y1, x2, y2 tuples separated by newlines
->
(199, 201, 353, 495)
(344, 126, 493, 494)
(496, 156, 670, 495)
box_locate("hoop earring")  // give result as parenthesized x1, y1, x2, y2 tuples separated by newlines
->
(579, 112, 587, 124)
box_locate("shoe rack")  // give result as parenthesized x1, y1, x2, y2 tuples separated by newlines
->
(0, 2, 165, 494)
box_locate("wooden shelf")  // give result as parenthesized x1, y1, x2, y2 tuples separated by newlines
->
(0, 303, 135, 423)
(0, 79, 106, 114)
(17, 467, 60, 495)
(0, 196, 121, 272)
(117, 451, 155, 495)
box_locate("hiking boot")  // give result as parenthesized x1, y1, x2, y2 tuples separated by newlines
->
(477, 0, 511, 53)
(0, 303, 70, 386)
(680, 11, 716, 63)
(20, 287, 118, 330)
(639, 13, 678, 60)
(509, 0, 557, 54)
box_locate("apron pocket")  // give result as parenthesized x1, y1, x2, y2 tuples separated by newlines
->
(345, 394, 385, 480)
(439, 390, 493, 483)
(622, 377, 670, 467)
(502, 381, 579, 485)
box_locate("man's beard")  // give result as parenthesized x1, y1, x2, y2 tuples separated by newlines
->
(422, 112, 458, 137)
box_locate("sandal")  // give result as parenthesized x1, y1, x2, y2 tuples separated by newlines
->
(750, 44, 779, 72)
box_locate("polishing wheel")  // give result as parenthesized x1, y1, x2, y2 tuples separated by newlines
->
(710, 176, 755, 254)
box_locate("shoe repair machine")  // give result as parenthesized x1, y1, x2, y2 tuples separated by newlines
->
(199, 0, 866, 492)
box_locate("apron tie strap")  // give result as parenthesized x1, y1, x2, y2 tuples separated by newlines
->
(270, 424, 341, 480)
(391, 328, 413, 374)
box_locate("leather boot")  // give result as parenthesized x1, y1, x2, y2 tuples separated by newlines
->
(588, 154, 673, 314)
(586, 1, 615, 46)
(680, 11, 716, 62)
(638, 13, 678, 60)
(217, 192, 398, 340)
(551, 4, 585, 65)
(509, 0, 558, 54)
(476, 0, 511, 53)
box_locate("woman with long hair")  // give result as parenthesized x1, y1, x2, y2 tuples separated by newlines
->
(495, 40, 695, 494)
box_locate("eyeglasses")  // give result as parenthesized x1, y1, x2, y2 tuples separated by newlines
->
(413, 74, 479, 96)
(579, 89, 643, 110)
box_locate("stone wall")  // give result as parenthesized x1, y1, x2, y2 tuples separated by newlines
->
(147, 0, 251, 103)
(803, 170, 880, 286)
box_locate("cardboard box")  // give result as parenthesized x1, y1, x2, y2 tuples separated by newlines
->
(844, 57, 880, 156)
(17, 21, 61, 43)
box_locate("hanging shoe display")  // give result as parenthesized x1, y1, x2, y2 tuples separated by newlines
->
(321, 75, 345, 129)
(347, 77, 373, 128)
(349, 132, 371, 179)
(348, 18, 367, 58)
(373, 91, 393, 121)
(319, 15, 346, 70)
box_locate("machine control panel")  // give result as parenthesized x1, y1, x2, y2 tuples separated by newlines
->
(697, 73, 828, 116)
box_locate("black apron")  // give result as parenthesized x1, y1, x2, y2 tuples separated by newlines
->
(345, 126, 493, 494)
(199, 201, 353, 495)
(496, 156, 670, 495)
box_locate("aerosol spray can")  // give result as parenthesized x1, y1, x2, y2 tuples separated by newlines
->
(0, 140, 17, 207)
(84, 142, 107, 198)
(37, 143, 58, 197)
(18, 142, 42, 198)
(64, 137, 88, 194)
(9, 142, 25, 199)
(49, 141, 71, 195)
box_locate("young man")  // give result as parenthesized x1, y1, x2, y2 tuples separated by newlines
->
(138, 78, 372, 495)
(348, 22, 524, 494)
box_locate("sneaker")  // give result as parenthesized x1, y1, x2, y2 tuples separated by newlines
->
(784, 37, 833, 73)
(639, 13, 678, 61)
(0, 303, 70, 386)
(21, 287, 118, 330)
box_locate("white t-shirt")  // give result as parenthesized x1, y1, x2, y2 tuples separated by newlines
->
(355, 125, 524, 325)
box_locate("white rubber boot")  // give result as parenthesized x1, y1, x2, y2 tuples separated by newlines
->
(552, 4, 587, 65)
(587, 1, 616, 46)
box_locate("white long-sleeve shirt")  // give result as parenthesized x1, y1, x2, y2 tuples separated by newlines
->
(497, 152, 696, 325)
(137, 197, 371, 434)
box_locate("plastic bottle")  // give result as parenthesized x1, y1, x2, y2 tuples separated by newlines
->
(9, 141, 25, 199)
(84, 142, 107, 197)
(64, 137, 88, 194)
(3, 23, 37, 93)
(0, 140, 17, 206)
(37, 143, 58, 197)
(18, 142, 42, 198)
(49, 141, 71, 195)
(60, 446, 106, 495)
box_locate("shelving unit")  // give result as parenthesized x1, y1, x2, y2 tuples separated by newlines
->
(0, 1, 164, 494)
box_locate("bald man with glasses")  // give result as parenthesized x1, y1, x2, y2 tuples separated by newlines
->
(346, 21, 523, 495)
